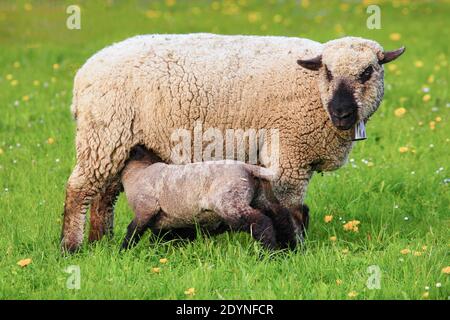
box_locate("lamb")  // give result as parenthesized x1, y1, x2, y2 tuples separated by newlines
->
(120, 146, 307, 250)
(61, 33, 404, 252)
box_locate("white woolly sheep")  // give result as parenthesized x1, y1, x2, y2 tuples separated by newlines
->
(61, 33, 404, 252)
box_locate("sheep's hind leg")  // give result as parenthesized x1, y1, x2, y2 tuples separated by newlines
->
(88, 178, 122, 243)
(61, 130, 133, 253)
(61, 165, 103, 253)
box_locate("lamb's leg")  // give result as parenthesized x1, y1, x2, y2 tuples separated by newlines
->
(88, 178, 122, 243)
(121, 214, 158, 250)
(121, 200, 160, 250)
(215, 205, 277, 250)
(262, 205, 297, 250)
(121, 219, 151, 250)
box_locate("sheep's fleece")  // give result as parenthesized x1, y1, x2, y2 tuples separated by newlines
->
(61, 33, 403, 251)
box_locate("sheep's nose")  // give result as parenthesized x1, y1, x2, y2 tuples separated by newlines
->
(333, 109, 353, 119)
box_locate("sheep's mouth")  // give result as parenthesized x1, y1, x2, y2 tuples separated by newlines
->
(330, 111, 357, 131)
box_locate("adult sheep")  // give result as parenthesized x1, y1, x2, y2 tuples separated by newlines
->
(61, 33, 404, 252)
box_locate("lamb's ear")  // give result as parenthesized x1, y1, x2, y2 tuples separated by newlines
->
(379, 47, 406, 64)
(297, 55, 322, 71)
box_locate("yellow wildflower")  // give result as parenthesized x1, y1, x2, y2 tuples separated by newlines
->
(273, 14, 283, 24)
(422, 94, 431, 102)
(339, 3, 349, 11)
(442, 266, 450, 274)
(152, 267, 160, 273)
(247, 12, 261, 23)
(400, 248, 411, 255)
(429, 121, 436, 130)
(334, 24, 343, 34)
(47, 137, 55, 144)
(414, 60, 424, 68)
(301, 0, 309, 8)
(329, 236, 337, 242)
(165, 0, 176, 7)
(159, 258, 168, 264)
(145, 10, 161, 19)
(348, 291, 358, 298)
(324, 215, 333, 223)
(184, 287, 195, 296)
(388, 64, 397, 72)
(394, 107, 407, 117)
(343, 220, 360, 232)
(389, 33, 401, 41)
(17, 258, 32, 267)
(399, 146, 409, 153)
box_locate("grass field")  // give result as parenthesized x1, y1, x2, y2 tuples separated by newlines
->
(0, 0, 448, 300)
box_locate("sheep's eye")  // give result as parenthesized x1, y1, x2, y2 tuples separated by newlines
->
(325, 66, 333, 81)
(359, 65, 373, 83)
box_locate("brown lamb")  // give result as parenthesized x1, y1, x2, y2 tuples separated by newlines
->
(120, 146, 308, 250)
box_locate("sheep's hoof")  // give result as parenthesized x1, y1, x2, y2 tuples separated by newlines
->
(60, 241, 82, 254)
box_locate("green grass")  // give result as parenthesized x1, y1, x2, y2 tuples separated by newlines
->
(0, 0, 449, 300)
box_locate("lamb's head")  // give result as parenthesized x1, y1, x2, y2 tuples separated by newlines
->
(297, 37, 405, 131)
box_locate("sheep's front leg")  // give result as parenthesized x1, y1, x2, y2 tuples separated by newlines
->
(121, 219, 151, 250)
(88, 178, 122, 243)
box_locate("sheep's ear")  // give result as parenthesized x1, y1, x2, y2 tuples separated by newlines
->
(297, 55, 322, 71)
(379, 47, 406, 64)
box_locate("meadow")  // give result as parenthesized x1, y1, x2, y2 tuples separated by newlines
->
(0, 0, 448, 299)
